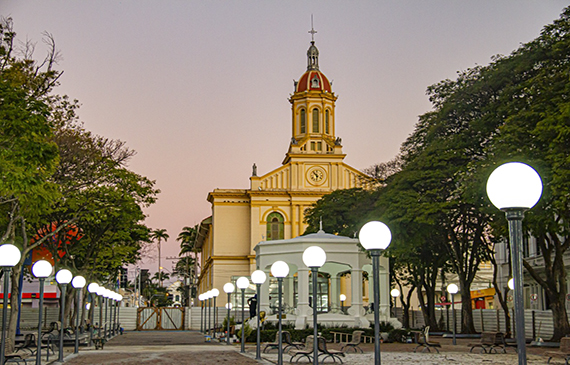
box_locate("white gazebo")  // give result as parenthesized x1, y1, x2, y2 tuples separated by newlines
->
(254, 229, 393, 329)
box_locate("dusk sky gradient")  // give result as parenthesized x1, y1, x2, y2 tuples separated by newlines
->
(3, 1, 568, 278)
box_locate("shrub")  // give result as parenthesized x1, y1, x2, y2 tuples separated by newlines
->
(388, 328, 411, 343)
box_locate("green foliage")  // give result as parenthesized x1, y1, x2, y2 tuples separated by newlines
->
(388, 328, 412, 343)
(304, 188, 377, 237)
(236, 322, 253, 340)
(375, 321, 395, 332)
(222, 316, 236, 329)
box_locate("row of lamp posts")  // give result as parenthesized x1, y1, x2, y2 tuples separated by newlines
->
(0, 244, 123, 365)
(191, 161, 541, 365)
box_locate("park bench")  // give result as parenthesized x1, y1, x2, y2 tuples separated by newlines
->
(289, 335, 314, 363)
(340, 330, 365, 353)
(468, 331, 507, 354)
(317, 336, 346, 363)
(262, 331, 303, 353)
(547, 337, 570, 364)
(413, 326, 441, 353)
(4, 352, 29, 364)
(14, 333, 35, 355)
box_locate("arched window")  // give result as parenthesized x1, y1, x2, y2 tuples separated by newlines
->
(300, 109, 306, 134)
(325, 110, 330, 134)
(266, 212, 284, 241)
(312, 108, 319, 133)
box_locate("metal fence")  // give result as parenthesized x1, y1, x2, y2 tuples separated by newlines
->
(395, 307, 556, 339)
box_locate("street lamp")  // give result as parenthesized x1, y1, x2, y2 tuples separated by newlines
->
(211, 288, 220, 339)
(117, 294, 123, 335)
(359, 221, 392, 365)
(72, 275, 86, 353)
(103, 289, 110, 339)
(447, 284, 459, 345)
(303, 246, 326, 365)
(55, 269, 73, 361)
(508, 278, 515, 291)
(198, 294, 205, 333)
(390, 289, 400, 318)
(87, 283, 99, 347)
(109, 293, 116, 337)
(206, 290, 212, 337)
(271, 261, 289, 365)
(487, 161, 542, 365)
(0, 244, 21, 365)
(236, 277, 250, 353)
(32, 259, 53, 365)
(95, 287, 105, 339)
(223, 283, 235, 345)
(340, 294, 347, 314)
(251, 270, 267, 359)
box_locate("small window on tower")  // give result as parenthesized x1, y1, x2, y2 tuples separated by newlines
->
(311, 75, 320, 88)
(317, 142, 322, 151)
(312, 108, 319, 133)
(325, 110, 330, 134)
(300, 109, 306, 134)
(311, 142, 316, 151)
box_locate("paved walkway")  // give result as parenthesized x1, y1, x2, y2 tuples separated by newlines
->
(45, 331, 566, 365)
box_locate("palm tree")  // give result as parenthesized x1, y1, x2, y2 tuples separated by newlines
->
(150, 228, 169, 287)
(177, 225, 199, 304)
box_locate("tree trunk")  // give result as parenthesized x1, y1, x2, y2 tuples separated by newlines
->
(549, 292, 570, 341)
(460, 289, 476, 333)
(417, 287, 438, 329)
(6, 265, 22, 354)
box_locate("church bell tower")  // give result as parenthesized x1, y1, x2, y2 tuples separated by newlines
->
(284, 29, 343, 165)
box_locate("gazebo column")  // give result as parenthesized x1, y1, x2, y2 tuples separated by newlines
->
(260, 271, 271, 314)
(349, 268, 368, 327)
(295, 268, 310, 329)
(379, 266, 390, 319)
(330, 273, 342, 313)
(284, 275, 295, 310)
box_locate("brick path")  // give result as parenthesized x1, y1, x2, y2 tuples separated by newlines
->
(51, 331, 566, 365)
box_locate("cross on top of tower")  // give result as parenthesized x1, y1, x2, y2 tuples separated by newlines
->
(308, 15, 317, 42)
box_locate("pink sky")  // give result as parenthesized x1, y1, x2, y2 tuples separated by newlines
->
(3, 1, 568, 281)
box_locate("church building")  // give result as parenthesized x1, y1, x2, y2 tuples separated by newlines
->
(195, 36, 371, 304)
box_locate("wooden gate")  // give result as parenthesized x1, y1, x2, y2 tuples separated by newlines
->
(136, 307, 185, 330)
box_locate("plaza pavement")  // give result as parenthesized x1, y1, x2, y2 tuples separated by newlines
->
(47, 330, 565, 364)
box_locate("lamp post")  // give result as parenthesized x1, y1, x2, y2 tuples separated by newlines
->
(206, 290, 212, 337)
(223, 283, 235, 345)
(487, 162, 543, 365)
(390, 289, 400, 318)
(340, 294, 346, 314)
(251, 270, 267, 359)
(211, 288, 220, 339)
(103, 289, 110, 339)
(109, 293, 115, 337)
(303, 246, 326, 365)
(359, 221, 392, 365)
(55, 269, 73, 361)
(447, 284, 459, 345)
(87, 283, 99, 347)
(32, 260, 53, 365)
(271, 261, 289, 365)
(199, 294, 204, 333)
(236, 277, 250, 353)
(71, 275, 86, 353)
(117, 294, 123, 335)
(0, 244, 22, 365)
(96, 287, 105, 339)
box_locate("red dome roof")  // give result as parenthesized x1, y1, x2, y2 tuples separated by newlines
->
(296, 70, 332, 93)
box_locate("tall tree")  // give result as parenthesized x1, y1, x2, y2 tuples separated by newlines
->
(176, 225, 199, 304)
(151, 228, 169, 287)
(0, 18, 71, 352)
